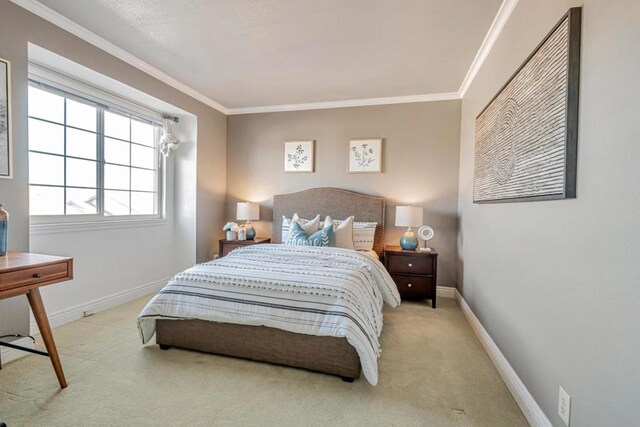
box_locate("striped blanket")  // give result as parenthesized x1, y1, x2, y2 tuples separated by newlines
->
(137, 244, 400, 385)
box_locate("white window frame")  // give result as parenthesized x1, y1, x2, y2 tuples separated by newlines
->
(27, 66, 166, 229)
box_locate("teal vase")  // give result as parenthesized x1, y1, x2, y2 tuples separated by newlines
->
(245, 223, 256, 240)
(0, 204, 8, 256)
(400, 229, 418, 250)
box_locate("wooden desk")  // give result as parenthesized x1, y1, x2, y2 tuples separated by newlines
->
(0, 253, 73, 388)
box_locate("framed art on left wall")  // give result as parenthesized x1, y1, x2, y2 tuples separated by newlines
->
(0, 57, 11, 179)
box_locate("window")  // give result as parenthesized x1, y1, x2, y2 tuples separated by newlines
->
(28, 82, 162, 220)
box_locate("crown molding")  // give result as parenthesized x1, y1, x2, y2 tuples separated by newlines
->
(10, 0, 229, 114)
(227, 0, 516, 114)
(227, 92, 461, 115)
(458, 0, 519, 98)
(12, 0, 516, 115)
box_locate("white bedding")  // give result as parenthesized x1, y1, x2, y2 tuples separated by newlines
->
(359, 249, 379, 260)
(137, 244, 400, 385)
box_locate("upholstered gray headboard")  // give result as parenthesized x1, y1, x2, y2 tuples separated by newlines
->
(272, 187, 386, 255)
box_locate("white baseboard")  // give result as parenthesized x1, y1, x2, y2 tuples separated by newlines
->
(436, 286, 456, 298)
(0, 336, 36, 365)
(454, 290, 552, 427)
(30, 276, 170, 334)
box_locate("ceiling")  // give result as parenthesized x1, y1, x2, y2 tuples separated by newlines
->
(31, 0, 503, 111)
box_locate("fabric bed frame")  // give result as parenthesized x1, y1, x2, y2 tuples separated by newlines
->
(272, 187, 386, 256)
(156, 187, 386, 381)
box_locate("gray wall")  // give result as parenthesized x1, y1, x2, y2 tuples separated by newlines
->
(0, 0, 227, 337)
(227, 101, 461, 287)
(0, 1, 30, 337)
(457, 0, 640, 425)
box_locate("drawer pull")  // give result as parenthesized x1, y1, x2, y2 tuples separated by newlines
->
(407, 283, 412, 288)
(33, 273, 43, 278)
(408, 263, 413, 268)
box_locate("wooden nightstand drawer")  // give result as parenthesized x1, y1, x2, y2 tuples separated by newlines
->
(391, 274, 434, 298)
(387, 254, 433, 275)
(0, 261, 70, 292)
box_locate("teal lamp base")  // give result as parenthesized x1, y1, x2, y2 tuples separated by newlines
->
(400, 228, 419, 250)
(245, 222, 256, 240)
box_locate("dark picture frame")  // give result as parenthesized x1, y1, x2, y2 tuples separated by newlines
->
(473, 7, 581, 203)
(0, 57, 11, 179)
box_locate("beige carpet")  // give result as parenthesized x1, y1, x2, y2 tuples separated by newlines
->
(0, 295, 527, 426)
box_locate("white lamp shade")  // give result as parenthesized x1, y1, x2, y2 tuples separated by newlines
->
(237, 202, 260, 221)
(395, 206, 423, 227)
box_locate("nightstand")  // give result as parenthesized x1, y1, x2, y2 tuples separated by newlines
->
(384, 246, 438, 308)
(218, 237, 271, 257)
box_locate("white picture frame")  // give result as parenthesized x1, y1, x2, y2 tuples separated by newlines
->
(349, 138, 382, 173)
(284, 140, 314, 173)
(0, 57, 12, 179)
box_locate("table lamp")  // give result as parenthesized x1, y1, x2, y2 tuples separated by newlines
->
(395, 206, 423, 250)
(236, 202, 260, 240)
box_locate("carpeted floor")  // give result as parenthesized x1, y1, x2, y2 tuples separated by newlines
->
(0, 295, 527, 426)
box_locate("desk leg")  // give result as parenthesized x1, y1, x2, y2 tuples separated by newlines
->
(27, 288, 67, 389)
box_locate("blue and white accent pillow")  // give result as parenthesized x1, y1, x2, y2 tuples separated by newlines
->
(281, 214, 320, 243)
(286, 222, 335, 247)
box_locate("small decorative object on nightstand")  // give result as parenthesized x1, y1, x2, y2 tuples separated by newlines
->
(395, 206, 423, 250)
(417, 225, 435, 252)
(237, 202, 259, 240)
(223, 222, 238, 240)
(384, 245, 438, 308)
(219, 237, 270, 258)
(237, 226, 247, 241)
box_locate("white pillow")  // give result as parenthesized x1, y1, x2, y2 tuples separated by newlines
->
(321, 218, 377, 251)
(281, 213, 320, 243)
(351, 221, 377, 251)
(324, 216, 355, 250)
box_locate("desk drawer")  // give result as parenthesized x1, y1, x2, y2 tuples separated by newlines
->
(0, 262, 69, 291)
(387, 254, 433, 275)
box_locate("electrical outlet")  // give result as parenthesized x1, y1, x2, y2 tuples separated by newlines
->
(558, 386, 571, 426)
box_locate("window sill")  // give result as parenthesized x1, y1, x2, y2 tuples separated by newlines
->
(30, 217, 168, 236)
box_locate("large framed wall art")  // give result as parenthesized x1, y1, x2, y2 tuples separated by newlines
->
(473, 8, 581, 203)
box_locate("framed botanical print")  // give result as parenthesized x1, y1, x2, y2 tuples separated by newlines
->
(284, 140, 314, 172)
(0, 57, 11, 179)
(349, 138, 382, 173)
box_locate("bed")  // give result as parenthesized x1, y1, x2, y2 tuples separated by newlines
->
(137, 188, 399, 384)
